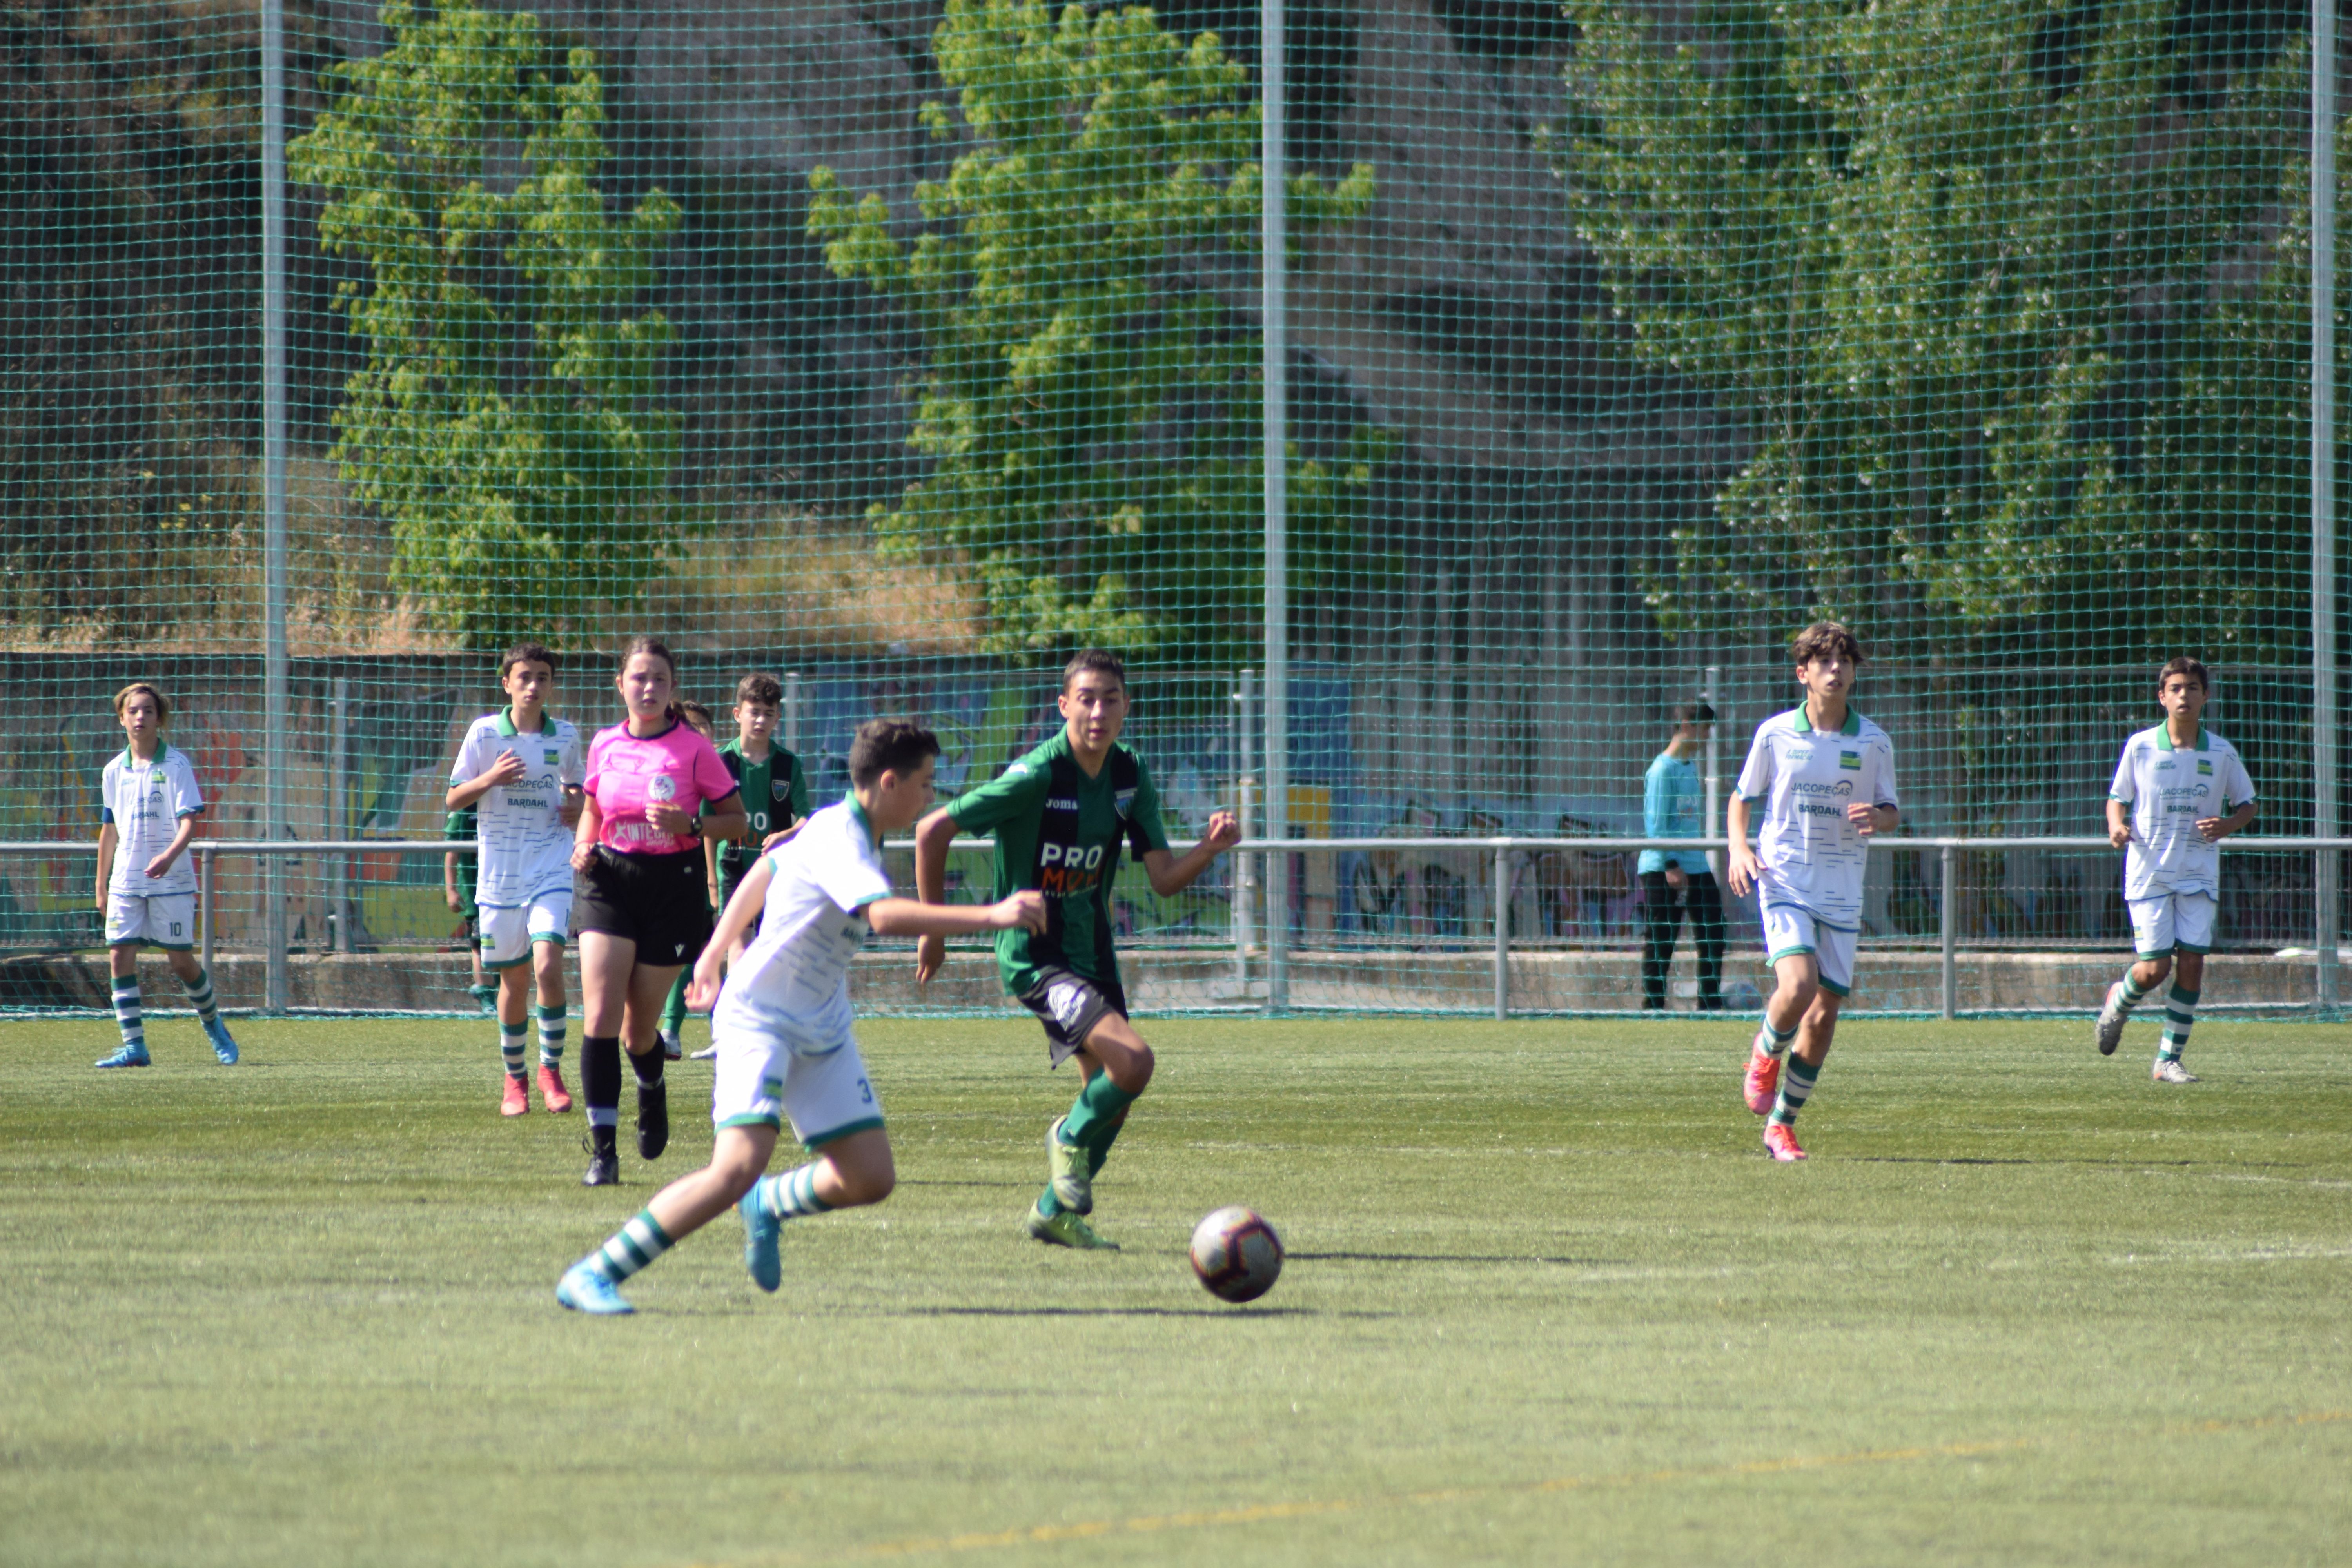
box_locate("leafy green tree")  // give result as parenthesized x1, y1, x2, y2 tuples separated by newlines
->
(809, 0, 1381, 662)
(1568, 0, 2315, 663)
(290, 0, 679, 652)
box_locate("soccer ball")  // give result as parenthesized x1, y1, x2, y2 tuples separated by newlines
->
(1189, 1206, 1283, 1303)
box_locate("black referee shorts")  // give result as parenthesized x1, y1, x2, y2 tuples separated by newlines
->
(576, 846, 712, 968)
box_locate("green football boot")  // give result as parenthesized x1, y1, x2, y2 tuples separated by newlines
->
(1025, 1207, 1120, 1250)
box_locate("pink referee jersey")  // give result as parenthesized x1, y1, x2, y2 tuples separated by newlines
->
(584, 721, 738, 855)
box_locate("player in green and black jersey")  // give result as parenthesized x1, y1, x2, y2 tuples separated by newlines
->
(914, 649, 1239, 1249)
(712, 671, 810, 940)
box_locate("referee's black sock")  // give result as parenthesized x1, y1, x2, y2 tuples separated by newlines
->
(583, 1034, 623, 1134)
(632, 1045, 665, 1087)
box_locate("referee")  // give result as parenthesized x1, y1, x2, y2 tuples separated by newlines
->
(570, 638, 747, 1187)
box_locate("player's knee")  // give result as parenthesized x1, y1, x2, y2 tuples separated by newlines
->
(1111, 1038, 1155, 1093)
(834, 1150, 896, 1207)
(1780, 975, 1820, 1011)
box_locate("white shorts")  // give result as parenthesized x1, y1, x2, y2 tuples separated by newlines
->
(1761, 900, 1858, 998)
(710, 1021, 884, 1149)
(477, 891, 572, 969)
(107, 891, 197, 951)
(2128, 891, 2217, 958)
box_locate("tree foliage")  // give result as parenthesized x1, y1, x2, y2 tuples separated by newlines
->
(809, 0, 1382, 663)
(290, 0, 679, 653)
(1568, 0, 2319, 662)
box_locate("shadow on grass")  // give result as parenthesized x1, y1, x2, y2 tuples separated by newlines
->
(1289, 1251, 1611, 1266)
(1854, 1157, 2305, 1168)
(896, 1305, 1384, 1319)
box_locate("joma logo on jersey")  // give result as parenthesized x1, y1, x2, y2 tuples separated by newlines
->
(1044, 796, 1080, 811)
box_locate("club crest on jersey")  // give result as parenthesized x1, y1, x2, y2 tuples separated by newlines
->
(771, 780, 791, 801)
(1839, 750, 1862, 770)
(2197, 759, 2214, 776)
(648, 773, 677, 802)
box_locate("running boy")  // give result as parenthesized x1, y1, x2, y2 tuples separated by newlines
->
(1727, 623, 1900, 1161)
(683, 674, 811, 1061)
(446, 644, 584, 1116)
(912, 650, 1240, 1249)
(2092, 657, 2256, 1082)
(94, 682, 238, 1068)
(556, 720, 1047, 1314)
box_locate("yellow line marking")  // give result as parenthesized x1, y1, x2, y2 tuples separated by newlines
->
(674, 1408, 2350, 1567)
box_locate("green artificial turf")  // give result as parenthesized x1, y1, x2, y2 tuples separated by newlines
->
(3, 1014, 2348, 1566)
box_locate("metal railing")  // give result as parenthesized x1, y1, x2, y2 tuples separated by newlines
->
(5, 835, 2347, 1020)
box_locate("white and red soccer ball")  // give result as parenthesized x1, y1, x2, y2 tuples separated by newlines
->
(1189, 1206, 1283, 1303)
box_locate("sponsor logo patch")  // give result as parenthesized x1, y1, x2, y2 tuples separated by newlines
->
(1046, 980, 1091, 1029)
(648, 773, 677, 802)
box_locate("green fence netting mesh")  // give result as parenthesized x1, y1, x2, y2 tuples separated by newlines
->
(0, 0, 2343, 1015)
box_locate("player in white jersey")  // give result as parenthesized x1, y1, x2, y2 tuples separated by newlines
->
(1727, 622, 1901, 1161)
(557, 719, 1047, 1314)
(2092, 658, 2257, 1082)
(93, 683, 239, 1069)
(446, 643, 585, 1117)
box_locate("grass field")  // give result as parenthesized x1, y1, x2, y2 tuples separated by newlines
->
(4, 1013, 2349, 1567)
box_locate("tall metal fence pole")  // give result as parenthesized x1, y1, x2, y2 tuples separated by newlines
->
(1492, 842, 1509, 1020)
(261, 0, 290, 1014)
(1940, 843, 1958, 1020)
(1261, 0, 1289, 1016)
(1703, 663, 1721, 883)
(1234, 668, 1254, 995)
(2315, 0, 2340, 1013)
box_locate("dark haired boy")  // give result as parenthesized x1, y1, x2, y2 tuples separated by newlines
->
(557, 720, 1047, 1314)
(1727, 622, 1900, 1161)
(446, 642, 584, 1116)
(912, 649, 1240, 1249)
(2093, 657, 2257, 1082)
(1639, 700, 1724, 1010)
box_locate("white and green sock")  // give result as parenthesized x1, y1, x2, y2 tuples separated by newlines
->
(2114, 971, 2153, 1015)
(755, 1163, 835, 1222)
(1769, 1054, 1821, 1126)
(2159, 984, 2200, 1063)
(498, 1019, 529, 1080)
(589, 1209, 673, 1284)
(111, 976, 145, 1051)
(1757, 1018, 1798, 1058)
(536, 1004, 566, 1067)
(181, 968, 220, 1025)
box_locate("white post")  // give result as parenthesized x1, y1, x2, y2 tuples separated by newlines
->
(199, 847, 215, 980)
(2315, 0, 2340, 1012)
(330, 678, 350, 953)
(1703, 664, 1722, 882)
(1492, 842, 1509, 1020)
(1261, 0, 1289, 1016)
(1940, 843, 1958, 1021)
(784, 670, 803, 757)
(1234, 669, 1254, 994)
(261, 0, 290, 1012)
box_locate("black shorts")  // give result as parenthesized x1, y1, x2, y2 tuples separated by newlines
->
(1017, 965, 1129, 1067)
(576, 846, 712, 967)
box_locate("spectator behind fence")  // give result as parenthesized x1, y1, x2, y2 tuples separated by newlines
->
(1638, 701, 1725, 1011)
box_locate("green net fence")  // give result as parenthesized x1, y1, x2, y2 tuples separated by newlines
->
(0, 0, 2344, 1017)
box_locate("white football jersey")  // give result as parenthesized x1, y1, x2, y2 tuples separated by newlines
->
(2108, 724, 2254, 900)
(713, 797, 894, 1054)
(450, 711, 584, 907)
(1735, 705, 1900, 928)
(102, 745, 204, 896)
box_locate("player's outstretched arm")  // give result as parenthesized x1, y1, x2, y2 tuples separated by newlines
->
(911, 807, 961, 983)
(868, 891, 1047, 939)
(686, 858, 775, 1010)
(1725, 797, 1759, 898)
(1142, 809, 1242, 897)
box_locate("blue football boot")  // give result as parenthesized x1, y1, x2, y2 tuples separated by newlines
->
(95, 1042, 152, 1069)
(204, 1018, 239, 1065)
(555, 1262, 634, 1316)
(740, 1185, 782, 1294)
